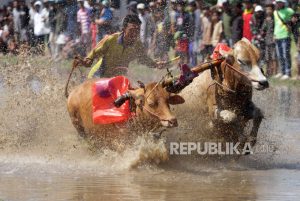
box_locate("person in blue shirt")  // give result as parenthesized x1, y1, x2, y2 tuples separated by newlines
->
(65, 0, 78, 40)
(96, 0, 113, 42)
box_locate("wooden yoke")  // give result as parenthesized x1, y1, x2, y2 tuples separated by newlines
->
(162, 58, 225, 93)
(162, 58, 224, 86)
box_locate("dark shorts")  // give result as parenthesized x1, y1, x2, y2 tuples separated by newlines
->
(265, 44, 276, 61)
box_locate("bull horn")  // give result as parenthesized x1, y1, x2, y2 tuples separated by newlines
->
(114, 92, 131, 108)
(137, 80, 145, 89)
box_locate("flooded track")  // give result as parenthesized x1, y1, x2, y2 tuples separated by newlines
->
(0, 56, 299, 201)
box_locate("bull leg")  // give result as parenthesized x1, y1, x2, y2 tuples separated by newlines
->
(249, 106, 264, 147)
(74, 121, 86, 138)
(207, 96, 237, 124)
(219, 110, 237, 123)
(207, 103, 219, 130)
(69, 112, 86, 138)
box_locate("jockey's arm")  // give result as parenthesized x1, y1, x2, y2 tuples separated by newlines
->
(83, 36, 111, 67)
(138, 54, 167, 69)
(137, 54, 157, 68)
(136, 42, 165, 69)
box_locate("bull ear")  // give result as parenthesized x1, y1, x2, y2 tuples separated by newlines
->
(225, 55, 235, 65)
(242, 38, 260, 60)
(251, 45, 261, 60)
(219, 49, 235, 65)
(137, 80, 145, 89)
(241, 37, 251, 44)
(168, 94, 185, 105)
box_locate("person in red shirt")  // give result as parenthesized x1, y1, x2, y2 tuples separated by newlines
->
(90, 14, 97, 49)
(242, 0, 253, 41)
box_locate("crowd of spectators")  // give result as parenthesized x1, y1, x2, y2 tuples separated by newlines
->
(0, 0, 299, 79)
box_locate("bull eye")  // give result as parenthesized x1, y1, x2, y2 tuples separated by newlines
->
(237, 59, 245, 65)
(148, 100, 157, 108)
(238, 59, 251, 71)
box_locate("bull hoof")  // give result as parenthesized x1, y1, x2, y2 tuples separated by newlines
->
(248, 136, 257, 147)
(219, 110, 237, 124)
(152, 133, 161, 140)
(150, 129, 166, 141)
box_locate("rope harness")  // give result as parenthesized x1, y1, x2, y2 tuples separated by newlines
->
(65, 56, 82, 98)
(206, 60, 259, 114)
(207, 61, 259, 94)
(132, 81, 172, 122)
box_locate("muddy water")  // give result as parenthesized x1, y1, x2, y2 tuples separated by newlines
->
(0, 57, 299, 201)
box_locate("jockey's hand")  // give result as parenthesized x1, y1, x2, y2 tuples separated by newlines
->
(80, 57, 93, 67)
(156, 61, 168, 69)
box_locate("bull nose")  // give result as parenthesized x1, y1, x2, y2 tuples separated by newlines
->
(259, 80, 269, 88)
(169, 118, 178, 127)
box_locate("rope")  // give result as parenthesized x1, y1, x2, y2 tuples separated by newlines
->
(225, 63, 260, 83)
(64, 56, 82, 98)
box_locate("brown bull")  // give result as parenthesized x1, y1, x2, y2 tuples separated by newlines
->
(66, 79, 185, 146)
(177, 38, 269, 146)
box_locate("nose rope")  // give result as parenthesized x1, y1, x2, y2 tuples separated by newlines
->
(141, 104, 171, 122)
(210, 80, 236, 93)
(225, 63, 260, 83)
(208, 61, 260, 94)
(145, 75, 168, 101)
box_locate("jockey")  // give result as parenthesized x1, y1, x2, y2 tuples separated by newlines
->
(81, 14, 166, 78)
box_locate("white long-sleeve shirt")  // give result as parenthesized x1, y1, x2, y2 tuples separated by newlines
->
(33, 9, 50, 36)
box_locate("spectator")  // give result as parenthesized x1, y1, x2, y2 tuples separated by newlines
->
(222, 1, 232, 46)
(231, 2, 244, 45)
(211, 9, 224, 48)
(126, 1, 137, 15)
(86, 0, 97, 14)
(200, 7, 213, 60)
(173, 0, 190, 64)
(158, 0, 172, 52)
(19, 0, 30, 43)
(90, 12, 97, 48)
(261, 3, 277, 77)
(169, 0, 177, 32)
(188, 0, 199, 66)
(12, 0, 21, 42)
(147, 1, 157, 49)
(250, 5, 265, 53)
(291, 13, 300, 80)
(29, 0, 35, 26)
(137, 3, 151, 48)
(42, 0, 51, 52)
(0, 6, 13, 41)
(0, 20, 9, 54)
(33, 1, 50, 54)
(28, 0, 36, 46)
(77, 0, 91, 55)
(48, 1, 57, 57)
(54, 2, 67, 59)
(151, 10, 169, 61)
(242, 0, 253, 41)
(149, 1, 157, 13)
(7, 37, 18, 54)
(273, 0, 294, 80)
(96, 0, 113, 42)
(65, 0, 78, 40)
